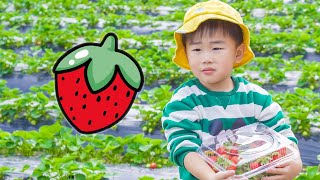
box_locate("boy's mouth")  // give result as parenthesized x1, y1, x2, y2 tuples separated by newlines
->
(202, 67, 216, 75)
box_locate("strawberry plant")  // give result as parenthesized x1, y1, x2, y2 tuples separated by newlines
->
(135, 85, 173, 133)
(0, 48, 17, 76)
(315, 37, 320, 53)
(249, 54, 287, 84)
(0, 131, 21, 156)
(32, 154, 109, 180)
(297, 61, 320, 90)
(0, 166, 13, 179)
(274, 88, 320, 136)
(295, 165, 320, 180)
(0, 81, 63, 125)
(131, 44, 193, 86)
(0, 122, 173, 167)
(272, 88, 320, 136)
(123, 134, 171, 167)
(0, 27, 25, 47)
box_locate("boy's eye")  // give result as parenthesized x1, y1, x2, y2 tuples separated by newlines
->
(192, 48, 201, 52)
(212, 48, 223, 50)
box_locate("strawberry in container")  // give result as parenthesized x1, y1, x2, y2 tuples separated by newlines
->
(198, 123, 299, 180)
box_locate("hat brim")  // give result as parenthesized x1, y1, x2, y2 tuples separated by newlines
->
(173, 14, 255, 70)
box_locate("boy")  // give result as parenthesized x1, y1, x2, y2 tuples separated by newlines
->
(161, 0, 302, 179)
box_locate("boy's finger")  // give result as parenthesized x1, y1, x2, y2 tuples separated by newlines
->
(266, 167, 286, 175)
(216, 170, 235, 179)
(275, 161, 290, 168)
(262, 175, 284, 180)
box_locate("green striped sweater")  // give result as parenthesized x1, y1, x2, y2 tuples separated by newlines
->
(161, 76, 297, 180)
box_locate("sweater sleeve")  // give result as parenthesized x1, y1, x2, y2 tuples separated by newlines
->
(161, 96, 202, 168)
(258, 94, 298, 144)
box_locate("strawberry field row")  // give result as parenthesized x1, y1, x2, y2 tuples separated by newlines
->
(1, 48, 319, 90)
(0, 122, 172, 179)
(0, 122, 319, 179)
(0, 19, 319, 58)
(0, 77, 319, 137)
(1, 0, 320, 62)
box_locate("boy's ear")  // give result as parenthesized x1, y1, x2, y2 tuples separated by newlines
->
(235, 43, 245, 63)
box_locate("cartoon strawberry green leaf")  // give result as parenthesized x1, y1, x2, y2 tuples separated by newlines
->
(53, 32, 144, 134)
(54, 33, 142, 92)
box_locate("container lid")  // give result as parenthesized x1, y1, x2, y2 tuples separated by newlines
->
(198, 123, 299, 179)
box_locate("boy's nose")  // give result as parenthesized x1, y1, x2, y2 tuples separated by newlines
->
(201, 53, 214, 64)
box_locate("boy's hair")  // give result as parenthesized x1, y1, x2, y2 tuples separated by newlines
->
(182, 19, 243, 48)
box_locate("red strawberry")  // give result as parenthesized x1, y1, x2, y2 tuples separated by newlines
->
(231, 156, 239, 164)
(53, 33, 143, 133)
(226, 165, 237, 170)
(272, 154, 279, 161)
(217, 147, 226, 155)
(277, 147, 287, 157)
(271, 151, 280, 161)
(210, 155, 218, 162)
(250, 162, 260, 170)
(230, 148, 239, 155)
(150, 162, 157, 169)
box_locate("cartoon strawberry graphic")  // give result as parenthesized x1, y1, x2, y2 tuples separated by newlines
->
(53, 33, 144, 134)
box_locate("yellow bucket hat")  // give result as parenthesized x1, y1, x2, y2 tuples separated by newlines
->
(173, 0, 255, 69)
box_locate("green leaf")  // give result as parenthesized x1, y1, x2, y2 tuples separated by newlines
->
(38, 176, 50, 180)
(21, 165, 30, 172)
(75, 174, 86, 180)
(306, 166, 318, 177)
(160, 141, 168, 149)
(5, 142, 16, 148)
(126, 147, 138, 154)
(39, 140, 53, 149)
(67, 145, 80, 151)
(139, 176, 155, 180)
(30, 111, 42, 119)
(0, 166, 12, 172)
(139, 144, 153, 152)
(13, 130, 37, 139)
(39, 122, 62, 136)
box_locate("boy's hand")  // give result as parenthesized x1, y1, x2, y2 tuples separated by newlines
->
(262, 157, 302, 180)
(184, 152, 236, 180)
(204, 170, 235, 180)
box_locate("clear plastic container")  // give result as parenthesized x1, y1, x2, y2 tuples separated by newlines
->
(197, 123, 299, 180)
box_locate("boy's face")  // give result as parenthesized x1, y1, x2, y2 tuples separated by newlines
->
(185, 29, 245, 91)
